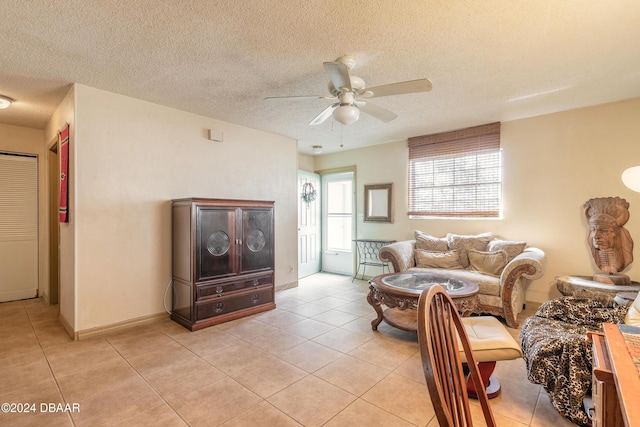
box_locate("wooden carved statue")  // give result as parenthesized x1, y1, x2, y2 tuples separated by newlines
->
(584, 197, 634, 285)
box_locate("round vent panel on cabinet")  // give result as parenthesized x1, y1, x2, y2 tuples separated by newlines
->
(207, 231, 230, 256)
(246, 229, 266, 252)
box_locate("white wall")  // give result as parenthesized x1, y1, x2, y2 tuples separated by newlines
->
(298, 152, 314, 172)
(13, 88, 640, 333)
(314, 97, 640, 303)
(44, 86, 76, 333)
(71, 84, 298, 333)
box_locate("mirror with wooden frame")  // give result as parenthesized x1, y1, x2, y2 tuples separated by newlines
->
(364, 183, 393, 223)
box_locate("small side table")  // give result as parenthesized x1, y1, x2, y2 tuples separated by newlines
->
(556, 275, 640, 306)
(614, 291, 639, 308)
(352, 239, 395, 282)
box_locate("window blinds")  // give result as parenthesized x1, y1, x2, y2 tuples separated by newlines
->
(408, 122, 501, 218)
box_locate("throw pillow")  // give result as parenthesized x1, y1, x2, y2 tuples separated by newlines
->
(446, 232, 493, 268)
(414, 230, 448, 252)
(468, 249, 508, 277)
(414, 249, 463, 269)
(487, 239, 527, 262)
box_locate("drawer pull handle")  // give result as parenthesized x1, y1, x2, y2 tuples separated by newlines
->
(216, 285, 223, 294)
(252, 279, 260, 287)
(215, 302, 224, 313)
(252, 294, 260, 304)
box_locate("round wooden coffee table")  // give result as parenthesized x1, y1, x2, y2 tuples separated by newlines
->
(367, 272, 479, 332)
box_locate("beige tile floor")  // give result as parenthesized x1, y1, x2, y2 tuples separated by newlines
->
(0, 272, 578, 426)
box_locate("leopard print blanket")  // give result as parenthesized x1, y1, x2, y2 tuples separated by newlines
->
(519, 297, 628, 426)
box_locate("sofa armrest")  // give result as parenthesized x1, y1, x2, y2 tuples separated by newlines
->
(501, 247, 546, 293)
(502, 247, 546, 283)
(379, 240, 416, 273)
(499, 247, 546, 326)
(500, 247, 547, 316)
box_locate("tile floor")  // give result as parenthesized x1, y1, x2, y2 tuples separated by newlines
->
(0, 272, 577, 426)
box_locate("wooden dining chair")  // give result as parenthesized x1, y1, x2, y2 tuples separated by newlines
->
(417, 285, 497, 427)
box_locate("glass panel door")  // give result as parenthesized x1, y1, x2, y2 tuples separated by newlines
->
(241, 207, 274, 273)
(321, 171, 355, 276)
(196, 207, 236, 280)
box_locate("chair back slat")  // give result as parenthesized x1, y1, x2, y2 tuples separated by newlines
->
(418, 286, 497, 427)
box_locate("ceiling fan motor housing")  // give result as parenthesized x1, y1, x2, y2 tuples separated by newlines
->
(328, 76, 366, 97)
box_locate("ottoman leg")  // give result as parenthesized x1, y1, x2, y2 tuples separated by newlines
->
(467, 361, 501, 399)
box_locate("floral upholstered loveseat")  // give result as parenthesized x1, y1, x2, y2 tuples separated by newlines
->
(378, 231, 546, 327)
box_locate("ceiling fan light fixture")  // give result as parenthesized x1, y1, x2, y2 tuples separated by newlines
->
(0, 95, 14, 109)
(333, 104, 359, 125)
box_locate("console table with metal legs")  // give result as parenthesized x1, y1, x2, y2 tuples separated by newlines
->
(352, 239, 395, 282)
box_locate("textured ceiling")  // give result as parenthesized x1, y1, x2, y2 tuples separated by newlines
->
(1, 1, 640, 154)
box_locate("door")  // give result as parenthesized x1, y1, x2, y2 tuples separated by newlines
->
(0, 153, 38, 302)
(298, 170, 321, 278)
(321, 171, 355, 276)
(240, 207, 274, 274)
(196, 206, 237, 280)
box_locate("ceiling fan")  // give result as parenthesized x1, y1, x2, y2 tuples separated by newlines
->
(265, 55, 432, 126)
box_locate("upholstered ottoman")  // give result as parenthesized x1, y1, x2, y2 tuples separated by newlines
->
(460, 316, 523, 398)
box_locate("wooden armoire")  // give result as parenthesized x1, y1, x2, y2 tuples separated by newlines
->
(171, 198, 275, 330)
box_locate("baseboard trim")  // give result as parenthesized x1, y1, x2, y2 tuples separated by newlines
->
(75, 312, 170, 341)
(58, 313, 75, 340)
(275, 280, 298, 292)
(68, 280, 303, 340)
(524, 300, 542, 311)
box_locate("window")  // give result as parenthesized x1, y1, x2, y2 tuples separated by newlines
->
(408, 122, 501, 218)
(326, 178, 353, 250)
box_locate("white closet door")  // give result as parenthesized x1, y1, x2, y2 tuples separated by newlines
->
(0, 153, 38, 302)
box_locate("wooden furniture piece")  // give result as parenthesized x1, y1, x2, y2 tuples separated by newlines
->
(417, 285, 496, 427)
(352, 239, 395, 281)
(367, 272, 479, 332)
(590, 323, 640, 427)
(556, 275, 640, 307)
(171, 198, 275, 331)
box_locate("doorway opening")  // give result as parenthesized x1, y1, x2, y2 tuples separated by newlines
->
(48, 140, 60, 304)
(321, 170, 355, 276)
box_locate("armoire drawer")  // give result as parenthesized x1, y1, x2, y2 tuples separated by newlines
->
(195, 286, 273, 320)
(196, 274, 273, 300)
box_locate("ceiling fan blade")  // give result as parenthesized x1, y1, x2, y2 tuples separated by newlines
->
(358, 101, 398, 123)
(309, 104, 338, 125)
(264, 95, 334, 101)
(365, 78, 432, 98)
(323, 62, 352, 92)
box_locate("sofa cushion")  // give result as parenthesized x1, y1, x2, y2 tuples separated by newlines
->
(406, 267, 501, 297)
(487, 239, 526, 262)
(414, 230, 448, 252)
(415, 249, 463, 269)
(446, 232, 493, 268)
(468, 249, 508, 277)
